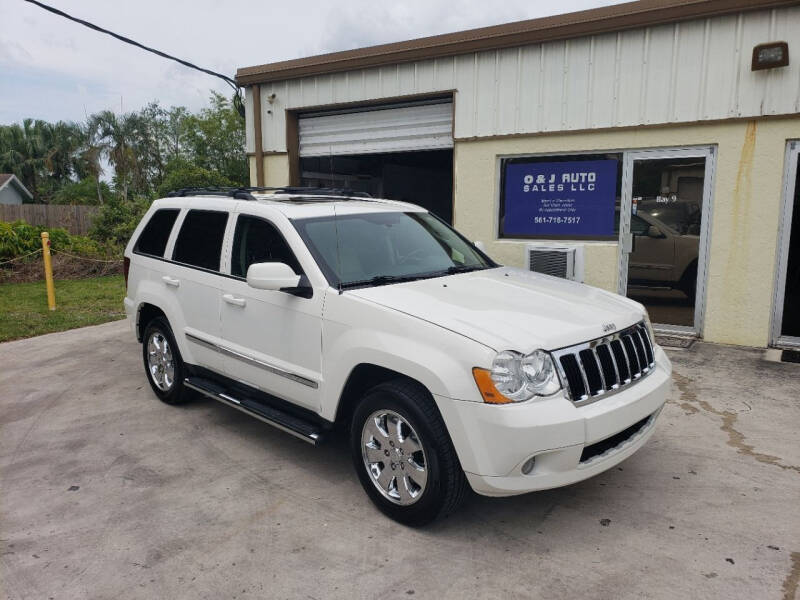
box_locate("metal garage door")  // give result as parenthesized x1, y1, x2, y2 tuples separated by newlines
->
(298, 100, 453, 157)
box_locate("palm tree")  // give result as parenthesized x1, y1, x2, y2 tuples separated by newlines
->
(0, 120, 48, 201)
(88, 111, 144, 202)
(76, 122, 106, 205)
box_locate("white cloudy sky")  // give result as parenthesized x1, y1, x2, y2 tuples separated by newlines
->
(0, 0, 622, 124)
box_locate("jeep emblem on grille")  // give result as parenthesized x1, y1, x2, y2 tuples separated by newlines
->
(602, 322, 616, 333)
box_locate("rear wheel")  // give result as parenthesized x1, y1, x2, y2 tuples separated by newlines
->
(142, 316, 188, 405)
(350, 379, 467, 525)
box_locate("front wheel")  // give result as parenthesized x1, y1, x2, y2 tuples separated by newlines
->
(350, 380, 468, 525)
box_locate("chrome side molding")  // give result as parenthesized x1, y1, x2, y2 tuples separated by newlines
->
(185, 331, 319, 389)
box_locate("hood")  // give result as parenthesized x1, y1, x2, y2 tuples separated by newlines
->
(349, 267, 645, 352)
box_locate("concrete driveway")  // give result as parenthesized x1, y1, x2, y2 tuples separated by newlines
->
(1, 320, 798, 600)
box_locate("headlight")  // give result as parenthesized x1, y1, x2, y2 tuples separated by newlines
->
(473, 349, 561, 404)
(643, 311, 656, 344)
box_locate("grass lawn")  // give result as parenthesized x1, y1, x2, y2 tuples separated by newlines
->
(0, 275, 126, 343)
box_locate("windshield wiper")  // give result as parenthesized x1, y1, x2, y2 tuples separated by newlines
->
(340, 266, 487, 290)
(443, 265, 485, 275)
(340, 274, 427, 289)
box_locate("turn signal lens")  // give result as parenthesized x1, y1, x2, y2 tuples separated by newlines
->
(475, 349, 562, 404)
(472, 367, 512, 404)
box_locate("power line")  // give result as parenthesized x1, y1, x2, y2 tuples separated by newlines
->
(22, 0, 239, 91)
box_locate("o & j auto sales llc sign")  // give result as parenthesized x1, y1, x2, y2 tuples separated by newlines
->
(502, 159, 618, 236)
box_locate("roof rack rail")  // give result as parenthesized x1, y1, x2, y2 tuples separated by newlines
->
(165, 186, 372, 200)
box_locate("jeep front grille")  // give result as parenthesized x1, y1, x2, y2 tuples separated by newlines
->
(552, 322, 655, 404)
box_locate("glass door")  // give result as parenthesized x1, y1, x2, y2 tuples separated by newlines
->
(772, 141, 800, 347)
(618, 147, 714, 335)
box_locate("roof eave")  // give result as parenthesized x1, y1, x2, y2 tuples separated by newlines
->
(236, 0, 798, 86)
(6, 176, 33, 200)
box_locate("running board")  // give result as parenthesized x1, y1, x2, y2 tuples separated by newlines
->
(184, 376, 324, 445)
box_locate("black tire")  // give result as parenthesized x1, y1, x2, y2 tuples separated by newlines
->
(678, 262, 698, 303)
(350, 379, 468, 526)
(141, 316, 189, 405)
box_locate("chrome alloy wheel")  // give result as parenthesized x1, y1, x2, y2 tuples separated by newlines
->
(361, 410, 428, 506)
(146, 331, 175, 391)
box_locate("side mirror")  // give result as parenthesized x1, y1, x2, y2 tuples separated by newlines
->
(474, 240, 487, 252)
(246, 262, 301, 291)
(647, 225, 665, 238)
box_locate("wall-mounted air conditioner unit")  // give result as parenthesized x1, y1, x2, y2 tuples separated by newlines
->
(525, 244, 585, 282)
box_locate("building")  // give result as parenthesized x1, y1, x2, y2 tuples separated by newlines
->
(0, 174, 32, 205)
(235, 0, 800, 349)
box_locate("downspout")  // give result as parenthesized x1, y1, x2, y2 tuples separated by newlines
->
(252, 84, 265, 186)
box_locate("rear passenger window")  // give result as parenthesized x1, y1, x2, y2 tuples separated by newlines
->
(134, 209, 179, 257)
(172, 210, 229, 271)
(231, 215, 302, 278)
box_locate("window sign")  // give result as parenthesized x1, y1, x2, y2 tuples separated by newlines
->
(501, 159, 618, 237)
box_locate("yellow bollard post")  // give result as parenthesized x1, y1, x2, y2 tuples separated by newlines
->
(41, 231, 56, 311)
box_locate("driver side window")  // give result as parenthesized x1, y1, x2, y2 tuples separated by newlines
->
(231, 215, 303, 278)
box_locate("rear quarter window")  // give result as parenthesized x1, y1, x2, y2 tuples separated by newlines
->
(172, 210, 229, 271)
(134, 209, 180, 257)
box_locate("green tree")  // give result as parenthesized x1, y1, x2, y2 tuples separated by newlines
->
(0, 91, 247, 212)
(156, 158, 234, 198)
(0, 119, 84, 202)
(88, 194, 150, 246)
(0, 120, 48, 201)
(51, 177, 111, 205)
(87, 110, 153, 202)
(182, 92, 247, 185)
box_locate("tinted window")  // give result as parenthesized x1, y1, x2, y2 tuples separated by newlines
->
(293, 211, 492, 287)
(232, 215, 302, 277)
(172, 210, 228, 271)
(134, 209, 179, 257)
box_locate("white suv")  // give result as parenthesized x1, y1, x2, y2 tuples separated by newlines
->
(123, 187, 672, 525)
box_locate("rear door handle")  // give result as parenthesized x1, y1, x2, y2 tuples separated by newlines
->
(223, 294, 247, 307)
(162, 276, 180, 287)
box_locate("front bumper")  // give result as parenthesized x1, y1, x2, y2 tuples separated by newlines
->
(434, 346, 672, 497)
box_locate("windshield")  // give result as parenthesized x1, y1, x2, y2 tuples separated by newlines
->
(292, 211, 495, 288)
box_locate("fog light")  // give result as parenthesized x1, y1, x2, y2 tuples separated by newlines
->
(521, 456, 536, 475)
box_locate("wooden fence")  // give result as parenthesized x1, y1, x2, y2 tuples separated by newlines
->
(0, 204, 100, 235)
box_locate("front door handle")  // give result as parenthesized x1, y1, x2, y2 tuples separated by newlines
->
(162, 276, 180, 287)
(223, 294, 247, 307)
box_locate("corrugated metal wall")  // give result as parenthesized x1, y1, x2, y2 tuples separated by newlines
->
(298, 102, 453, 156)
(248, 6, 800, 153)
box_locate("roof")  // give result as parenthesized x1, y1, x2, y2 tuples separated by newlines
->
(236, 0, 797, 85)
(0, 174, 33, 201)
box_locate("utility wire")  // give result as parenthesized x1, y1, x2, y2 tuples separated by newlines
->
(22, 0, 239, 91)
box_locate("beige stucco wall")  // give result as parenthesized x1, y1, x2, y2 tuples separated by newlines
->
(248, 154, 291, 187)
(454, 118, 800, 347)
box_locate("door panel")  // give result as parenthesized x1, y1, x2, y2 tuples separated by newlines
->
(220, 280, 323, 410)
(220, 214, 323, 411)
(169, 264, 223, 368)
(774, 142, 800, 344)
